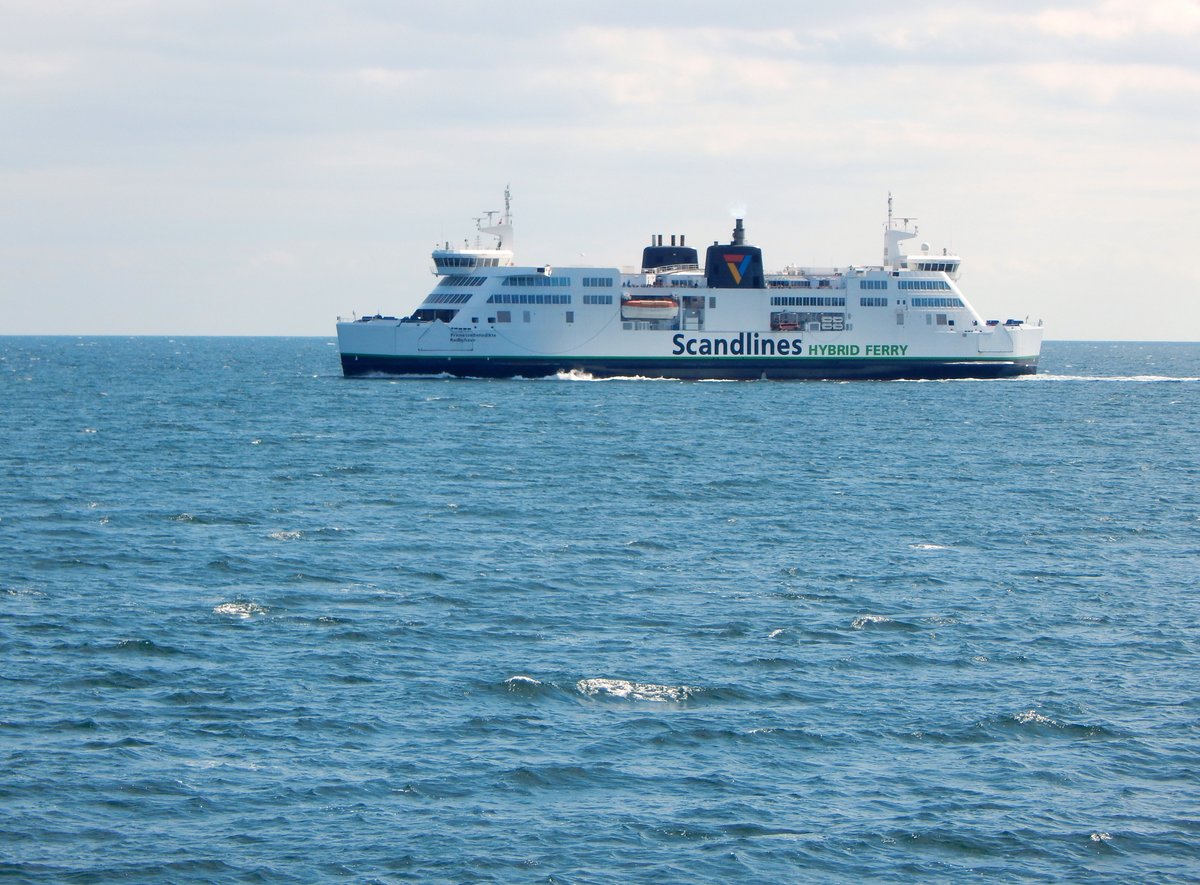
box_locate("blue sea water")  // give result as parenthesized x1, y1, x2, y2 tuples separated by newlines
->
(1, 337, 1198, 883)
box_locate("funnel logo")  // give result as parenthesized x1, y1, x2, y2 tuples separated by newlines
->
(724, 253, 752, 285)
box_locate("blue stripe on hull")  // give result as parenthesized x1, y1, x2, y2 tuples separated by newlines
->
(340, 353, 1038, 381)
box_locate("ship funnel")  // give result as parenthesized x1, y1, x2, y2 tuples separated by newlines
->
(704, 218, 764, 289)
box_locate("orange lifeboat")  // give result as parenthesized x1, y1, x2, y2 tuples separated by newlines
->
(621, 299, 678, 320)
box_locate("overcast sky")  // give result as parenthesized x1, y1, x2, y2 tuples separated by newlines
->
(3, 0, 1198, 339)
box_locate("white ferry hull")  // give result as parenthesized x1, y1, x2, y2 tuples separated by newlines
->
(338, 197, 1043, 382)
(338, 322, 1042, 380)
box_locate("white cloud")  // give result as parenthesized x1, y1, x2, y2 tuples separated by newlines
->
(0, 51, 76, 84)
(351, 66, 424, 90)
(1018, 60, 1200, 105)
(1033, 0, 1200, 40)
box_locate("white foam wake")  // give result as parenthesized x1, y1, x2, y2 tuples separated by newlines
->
(1022, 373, 1200, 383)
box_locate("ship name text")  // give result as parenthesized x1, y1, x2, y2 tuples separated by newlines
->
(671, 334, 909, 358)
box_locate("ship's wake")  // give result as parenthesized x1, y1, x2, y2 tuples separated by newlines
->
(1020, 373, 1200, 383)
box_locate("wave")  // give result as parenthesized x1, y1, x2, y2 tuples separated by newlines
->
(850, 614, 915, 631)
(501, 675, 560, 699)
(575, 677, 697, 703)
(213, 601, 267, 619)
(113, 638, 186, 657)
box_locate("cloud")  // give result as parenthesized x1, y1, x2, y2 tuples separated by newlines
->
(1032, 0, 1200, 40)
(350, 66, 424, 90)
(1018, 60, 1200, 106)
(0, 51, 76, 84)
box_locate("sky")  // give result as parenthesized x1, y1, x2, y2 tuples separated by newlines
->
(2, 0, 1199, 340)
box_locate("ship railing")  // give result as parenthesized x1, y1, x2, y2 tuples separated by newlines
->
(337, 314, 399, 323)
(642, 263, 700, 274)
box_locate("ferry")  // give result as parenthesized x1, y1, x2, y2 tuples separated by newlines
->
(336, 190, 1042, 380)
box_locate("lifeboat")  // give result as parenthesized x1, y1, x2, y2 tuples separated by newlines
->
(621, 298, 678, 320)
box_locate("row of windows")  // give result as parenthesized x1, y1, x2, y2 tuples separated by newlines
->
(767, 279, 836, 289)
(914, 261, 958, 272)
(502, 275, 571, 287)
(487, 293, 572, 305)
(436, 275, 486, 287)
(912, 297, 965, 308)
(859, 296, 888, 307)
(423, 292, 473, 304)
(859, 279, 887, 290)
(494, 310, 576, 325)
(583, 294, 613, 305)
(435, 256, 501, 268)
(898, 280, 952, 291)
(771, 296, 846, 307)
(582, 277, 614, 287)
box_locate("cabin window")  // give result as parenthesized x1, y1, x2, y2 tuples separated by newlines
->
(488, 293, 572, 305)
(496, 310, 511, 323)
(502, 275, 572, 287)
(523, 311, 531, 323)
(770, 296, 846, 307)
(566, 311, 574, 324)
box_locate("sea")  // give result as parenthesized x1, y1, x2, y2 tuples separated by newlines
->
(1, 337, 1198, 883)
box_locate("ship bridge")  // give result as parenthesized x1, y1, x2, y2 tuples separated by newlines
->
(430, 186, 516, 275)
